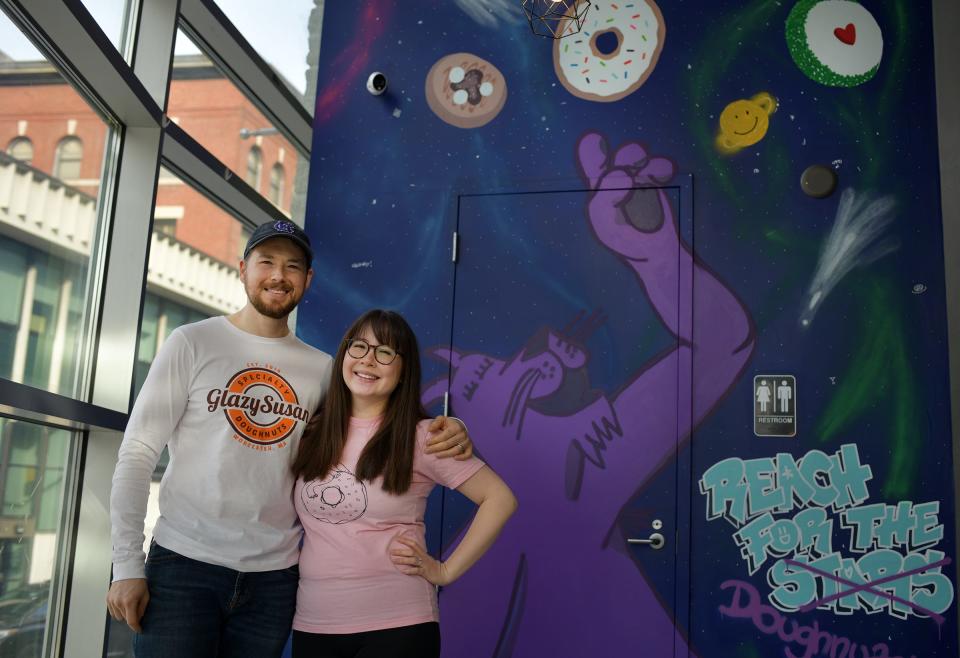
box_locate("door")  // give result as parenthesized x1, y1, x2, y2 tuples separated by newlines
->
(430, 181, 690, 658)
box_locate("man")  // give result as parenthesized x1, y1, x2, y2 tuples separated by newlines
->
(107, 220, 471, 657)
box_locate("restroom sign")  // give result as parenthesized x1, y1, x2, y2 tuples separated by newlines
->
(754, 375, 796, 437)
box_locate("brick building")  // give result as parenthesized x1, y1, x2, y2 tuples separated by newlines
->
(0, 53, 297, 267)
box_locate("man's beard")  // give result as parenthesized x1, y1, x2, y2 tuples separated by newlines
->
(247, 286, 301, 319)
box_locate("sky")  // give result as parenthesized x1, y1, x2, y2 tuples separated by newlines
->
(0, 0, 316, 93)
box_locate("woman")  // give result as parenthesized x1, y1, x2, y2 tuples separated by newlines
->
(291, 309, 517, 657)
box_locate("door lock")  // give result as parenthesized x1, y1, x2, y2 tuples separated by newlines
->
(627, 532, 665, 550)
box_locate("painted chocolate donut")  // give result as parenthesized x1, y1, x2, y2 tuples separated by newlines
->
(301, 466, 368, 524)
(553, 0, 666, 103)
(425, 53, 508, 129)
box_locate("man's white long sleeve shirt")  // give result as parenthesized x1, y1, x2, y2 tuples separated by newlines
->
(110, 316, 332, 581)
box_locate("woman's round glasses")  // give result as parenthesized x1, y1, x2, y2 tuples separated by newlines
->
(345, 338, 400, 365)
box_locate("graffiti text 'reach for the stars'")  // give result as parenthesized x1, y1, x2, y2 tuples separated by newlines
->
(699, 444, 954, 620)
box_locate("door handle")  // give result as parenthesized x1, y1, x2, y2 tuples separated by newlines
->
(627, 532, 665, 550)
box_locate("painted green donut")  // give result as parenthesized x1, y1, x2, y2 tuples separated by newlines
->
(786, 0, 882, 87)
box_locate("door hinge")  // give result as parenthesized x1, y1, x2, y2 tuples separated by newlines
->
(451, 231, 459, 263)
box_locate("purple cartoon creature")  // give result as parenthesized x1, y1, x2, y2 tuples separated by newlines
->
(422, 132, 755, 657)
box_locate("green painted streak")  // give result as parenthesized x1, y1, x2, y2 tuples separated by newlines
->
(884, 327, 919, 498)
(764, 228, 790, 248)
(735, 644, 761, 658)
(815, 281, 920, 494)
(816, 283, 891, 441)
(829, 1, 910, 189)
(880, 2, 911, 111)
(762, 225, 820, 257)
(763, 140, 792, 208)
(685, 0, 784, 213)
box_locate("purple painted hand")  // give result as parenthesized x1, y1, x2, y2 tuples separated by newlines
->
(577, 132, 678, 260)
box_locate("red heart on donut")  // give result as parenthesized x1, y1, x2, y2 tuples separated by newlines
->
(834, 23, 856, 45)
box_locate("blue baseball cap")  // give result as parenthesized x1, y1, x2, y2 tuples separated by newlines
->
(243, 220, 313, 264)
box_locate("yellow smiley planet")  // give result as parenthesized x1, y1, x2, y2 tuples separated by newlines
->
(716, 92, 778, 154)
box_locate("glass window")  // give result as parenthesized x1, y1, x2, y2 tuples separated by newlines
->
(133, 293, 208, 396)
(211, 0, 320, 113)
(78, 0, 132, 53)
(170, 30, 303, 219)
(269, 162, 284, 206)
(153, 218, 177, 236)
(0, 11, 115, 400)
(135, 168, 248, 397)
(0, 417, 76, 658)
(6, 136, 33, 164)
(108, 173, 247, 655)
(246, 145, 262, 190)
(239, 226, 251, 261)
(52, 137, 83, 180)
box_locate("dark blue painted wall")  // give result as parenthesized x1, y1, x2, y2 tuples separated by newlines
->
(300, 2, 955, 656)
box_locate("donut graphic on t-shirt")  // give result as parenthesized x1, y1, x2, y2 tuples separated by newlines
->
(301, 466, 368, 524)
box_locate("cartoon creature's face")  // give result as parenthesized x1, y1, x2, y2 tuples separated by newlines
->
(716, 93, 777, 153)
(451, 348, 563, 407)
(547, 331, 588, 369)
(432, 329, 592, 442)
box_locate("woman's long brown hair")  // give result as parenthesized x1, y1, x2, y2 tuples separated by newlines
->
(293, 309, 428, 494)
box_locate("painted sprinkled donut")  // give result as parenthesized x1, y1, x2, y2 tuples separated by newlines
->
(786, 0, 883, 87)
(425, 53, 508, 129)
(553, 0, 666, 103)
(301, 466, 368, 524)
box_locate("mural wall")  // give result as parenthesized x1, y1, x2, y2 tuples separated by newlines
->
(299, 1, 955, 656)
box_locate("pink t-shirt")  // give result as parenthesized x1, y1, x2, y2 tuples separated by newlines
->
(293, 417, 485, 634)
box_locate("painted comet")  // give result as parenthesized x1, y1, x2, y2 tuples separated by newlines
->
(423, 132, 756, 657)
(800, 188, 898, 328)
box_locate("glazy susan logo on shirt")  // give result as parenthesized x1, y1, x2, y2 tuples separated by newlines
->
(207, 367, 310, 447)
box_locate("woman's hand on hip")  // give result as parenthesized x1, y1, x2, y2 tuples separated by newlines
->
(390, 536, 451, 586)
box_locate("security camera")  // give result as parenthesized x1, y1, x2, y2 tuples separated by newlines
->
(366, 72, 388, 96)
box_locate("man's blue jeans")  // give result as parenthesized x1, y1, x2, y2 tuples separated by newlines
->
(134, 542, 298, 658)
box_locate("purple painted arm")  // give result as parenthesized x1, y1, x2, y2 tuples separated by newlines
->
(570, 132, 755, 505)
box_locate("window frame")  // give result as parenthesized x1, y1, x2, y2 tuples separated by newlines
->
(245, 143, 262, 190)
(269, 161, 284, 206)
(6, 135, 35, 163)
(52, 135, 84, 180)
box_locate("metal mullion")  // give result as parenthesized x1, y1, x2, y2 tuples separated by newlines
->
(130, 0, 181, 110)
(57, 0, 179, 646)
(178, 0, 313, 156)
(62, 427, 124, 658)
(49, 427, 85, 658)
(162, 120, 288, 230)
(88, 124, 164, 415)
(2, 0, 162, 128)
(0, 379, 127, 433)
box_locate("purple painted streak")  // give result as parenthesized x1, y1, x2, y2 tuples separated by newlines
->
(423, 132, 755, 657)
